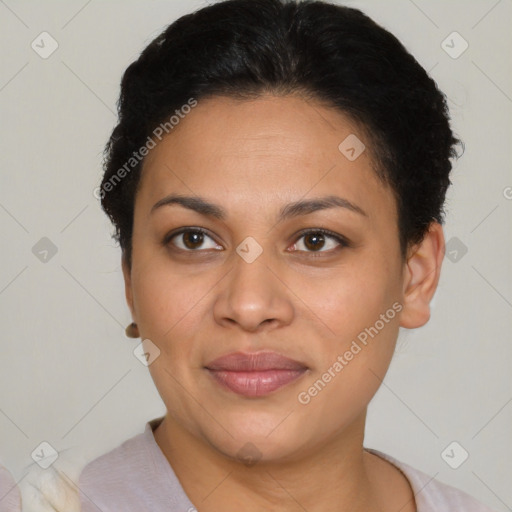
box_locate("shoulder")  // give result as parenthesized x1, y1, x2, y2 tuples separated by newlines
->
(367, 449, 497, 512)
(0, 465, 21, 512)
(78, 425, 157, 512)
(78, 418, 196, 512)
(79, 430, 147, 484)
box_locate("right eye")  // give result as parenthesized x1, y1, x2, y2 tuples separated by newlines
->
(164, 228, 223, 252)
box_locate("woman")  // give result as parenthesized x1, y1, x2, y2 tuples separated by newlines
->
(79, 0, 496, 510)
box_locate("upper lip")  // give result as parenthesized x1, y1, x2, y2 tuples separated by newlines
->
(205, 351, 308, 372)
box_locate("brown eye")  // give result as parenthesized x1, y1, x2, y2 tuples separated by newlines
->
(291, 229, 348, 254)
(182, 231, 205, 249)
(304, 232, 326, 251)
(166, 228, 222, 252)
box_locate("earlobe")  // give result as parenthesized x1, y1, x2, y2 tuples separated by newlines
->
(399, 222, 445, 329)
(122, 253, 136, 321)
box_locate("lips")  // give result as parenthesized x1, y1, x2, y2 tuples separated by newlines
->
(205, 351, 308, 397)
(206, 351, 307, 372)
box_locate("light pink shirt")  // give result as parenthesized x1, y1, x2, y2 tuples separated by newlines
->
(78, 418, 496, 511)
(0, 466, 21, 512)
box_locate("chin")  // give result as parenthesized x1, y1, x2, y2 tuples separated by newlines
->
(215, 435, 301, 466)
(198, 411, 308, 465)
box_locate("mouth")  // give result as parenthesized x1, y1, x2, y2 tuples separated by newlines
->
(204, 351, 308, 398)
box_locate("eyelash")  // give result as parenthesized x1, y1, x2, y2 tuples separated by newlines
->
(163, 227, 350, 256)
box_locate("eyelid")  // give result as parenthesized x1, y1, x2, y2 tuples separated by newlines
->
(293, 227, 349, 246)
(290, 227, 350, 254)
(163, 227, 220, 249)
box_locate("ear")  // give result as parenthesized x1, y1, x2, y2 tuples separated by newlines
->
(122, 253, 136, 321)
(399, 222, 445, 329)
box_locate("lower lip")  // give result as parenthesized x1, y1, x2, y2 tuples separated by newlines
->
(207, 369, 307, 397)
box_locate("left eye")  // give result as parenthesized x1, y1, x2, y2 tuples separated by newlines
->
(290, 230, 347, 253)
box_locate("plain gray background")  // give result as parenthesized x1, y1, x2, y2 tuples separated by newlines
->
(1, 0, 511, 510)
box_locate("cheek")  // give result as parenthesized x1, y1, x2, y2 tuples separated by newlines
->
(311, 284, 400, 388)
(295, 340, 395, 446)
(130, 254, 212, 366)
(131, 258, 216, 427)
(295, 288, 401, 436)
(303, 257, 402, 344)
(298, 255, 402, 404)
(131, 249, 207, 329)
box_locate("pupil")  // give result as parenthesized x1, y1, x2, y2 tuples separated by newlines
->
(305, 233, 324, 251)
(184, 231, 203, 249)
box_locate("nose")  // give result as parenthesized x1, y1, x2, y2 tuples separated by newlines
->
(213, 247, 295, 333)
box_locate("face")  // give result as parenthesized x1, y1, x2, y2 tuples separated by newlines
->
(124, 94, 410, 462)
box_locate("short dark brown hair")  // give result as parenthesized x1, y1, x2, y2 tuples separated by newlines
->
(99, 0, 462, 266)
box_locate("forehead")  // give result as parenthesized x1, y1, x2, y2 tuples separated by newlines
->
(145, 94, 365, 162)
(137, 94, 396, 224)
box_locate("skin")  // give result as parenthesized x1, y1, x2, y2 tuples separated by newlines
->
(122, 94, 445, 512)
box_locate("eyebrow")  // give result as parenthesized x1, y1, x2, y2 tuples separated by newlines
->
(151, 194, 367, 221)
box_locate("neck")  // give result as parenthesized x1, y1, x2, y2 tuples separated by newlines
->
(153, 411, 393, 512)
